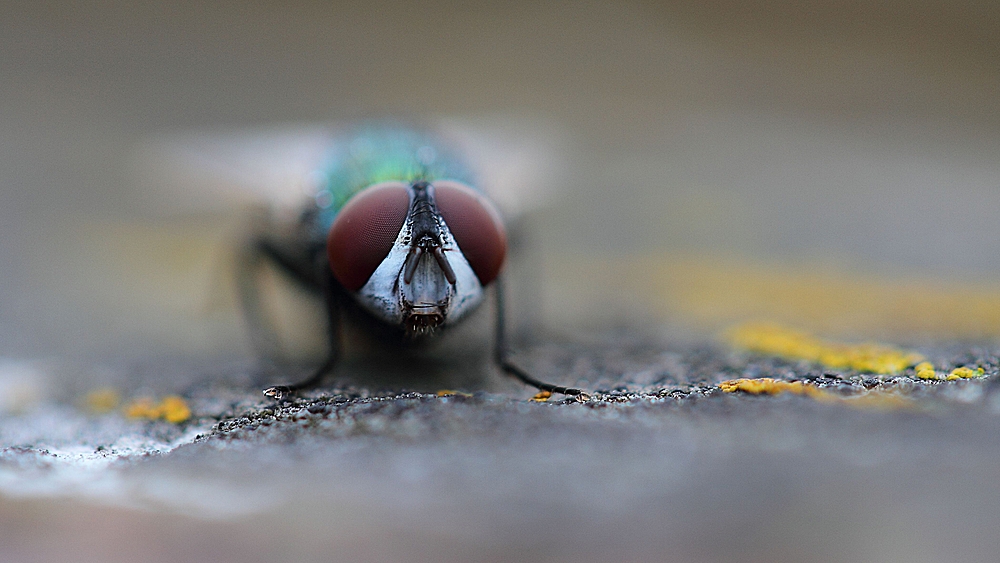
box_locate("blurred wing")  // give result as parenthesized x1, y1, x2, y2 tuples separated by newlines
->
(436, 115, 569, 218)
(126, 116, 569, 219)
(127, 124, 335, 215)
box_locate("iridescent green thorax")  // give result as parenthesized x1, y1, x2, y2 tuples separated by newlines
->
(313, 125, 476, 231)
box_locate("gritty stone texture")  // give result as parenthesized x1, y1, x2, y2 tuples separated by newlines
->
(3, 331, 1000, 562)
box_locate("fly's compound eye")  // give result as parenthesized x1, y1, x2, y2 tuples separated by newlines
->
(434, 181, 507, 286)
(327, 182, 410, 291)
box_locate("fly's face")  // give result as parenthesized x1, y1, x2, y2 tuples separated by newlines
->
(326, 179, 507, 336)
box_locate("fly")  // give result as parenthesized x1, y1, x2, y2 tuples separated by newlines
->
(235, 124, 586, 400)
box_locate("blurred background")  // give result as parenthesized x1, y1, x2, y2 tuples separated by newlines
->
(1, 0, 999, 362)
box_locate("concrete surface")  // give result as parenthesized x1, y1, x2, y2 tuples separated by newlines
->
(3, 333, 1000, 562)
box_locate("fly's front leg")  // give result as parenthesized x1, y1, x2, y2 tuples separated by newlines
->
(236, 213, 298, 367)
(238, 234, 322, 363)
(237, 209, 341, 399)
(493, 276, 588, 399)
(263, 266, 341, 401)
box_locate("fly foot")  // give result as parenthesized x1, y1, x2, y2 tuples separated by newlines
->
(263, 385, 294, 401)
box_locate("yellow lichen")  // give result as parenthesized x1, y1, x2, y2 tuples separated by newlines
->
(621, 254, 1000, 340)
(727, 322, 923, 375)
(435, 390, 472, 397)
(914, 361, 938, 380)
(83, 388, 121, 413)
(124, 395, 191, 423)
(124, 397, 160, 419)
(719, 378, 827, 399)
(530, 391, 552, 402)
(720, 377, 912, 410)
(945, 366, 985, 381)
(158, 395, 192, 423)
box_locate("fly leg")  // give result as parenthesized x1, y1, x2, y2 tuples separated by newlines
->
(493, 276, 588, 399)
(237, 210, 340, 399)
(263, 266, 341, 401)
(237, 244, 296, 367)
(237, 212, 321, 362)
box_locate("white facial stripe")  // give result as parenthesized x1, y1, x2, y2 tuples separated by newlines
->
(352, 187, 485, 329)
(438, 223, 484, 323)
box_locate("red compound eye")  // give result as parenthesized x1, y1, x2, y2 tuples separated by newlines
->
(327, 182, 410, 291)
(434, 181, 507, 285)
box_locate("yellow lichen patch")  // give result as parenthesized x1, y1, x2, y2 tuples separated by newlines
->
(726, 322, 923, 375)
(436, 390, 472, 398)
(945, 367, 985, 381)
(124, 395, 191, 423)
(124, 397, 160, 419)
(158, 395, 192, 423)
(530, 391, 552, 402)
(719, 378, 828, 399)
(914, 362, 939, 380)
(720, 377, 914, 410)
(83, 388, 121, 414)
(618, 254, 1000, 340)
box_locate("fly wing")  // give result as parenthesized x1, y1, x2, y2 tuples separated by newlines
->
(435, 115, 569, 219)
(126, 124, 335, 215)
(126, 116, 569, 220)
